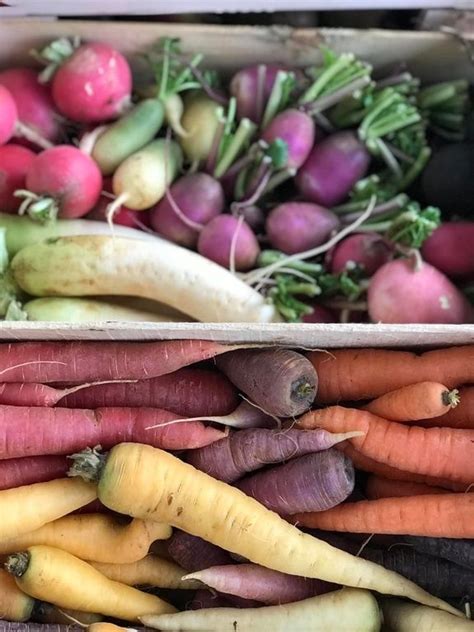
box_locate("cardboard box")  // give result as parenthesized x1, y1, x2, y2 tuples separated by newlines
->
(0, 18, 473, 346)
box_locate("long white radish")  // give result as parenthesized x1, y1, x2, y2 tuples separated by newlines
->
(11, 235, 280, 323)
(380, 599, 473, 631)
(141, 587, 382, 631)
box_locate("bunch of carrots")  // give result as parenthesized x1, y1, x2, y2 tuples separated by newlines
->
(0, 340, 471, 631)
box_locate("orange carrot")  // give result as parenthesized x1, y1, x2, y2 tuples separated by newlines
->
(339, 442, 468, 493)
(363, 382, 459, 422)
(309, 345, 474, 403)
(293, 493, 474, 537)
(365, 475, 448, 500)
(417, 386, 474, 429)
(297, 406, 474, 485)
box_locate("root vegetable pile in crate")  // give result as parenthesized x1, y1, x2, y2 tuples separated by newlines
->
(0, 37, 472, 324)
(0, 339, 472, 629)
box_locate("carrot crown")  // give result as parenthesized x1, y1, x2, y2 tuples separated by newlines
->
(68, 446, 107, 483)
(5, 551, 30, 578)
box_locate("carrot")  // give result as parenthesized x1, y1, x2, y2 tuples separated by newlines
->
(417, 386, 474, 428)
(167, 531, 233, 572)
(293, 493, 474, 537)
(380, 598, 474, 632)
(36, 603, 102, 625)
(0, 404, 226, 459)
(91, 555, 201, 590)
(363, 382, 459, 422)
(69, 442, 459, 614)
(88, 626, 127, 632)
(6, 545, 176, 622)
(0, 455, 68, 490)
(0, 568, 35, 622)
(0, 478, 96, 540)
(309, 345, 474, 403)
(0, 339, 236, 383)
(0, 514, 171, 562)
(339, 442, 468, 492)
(366, 475, 448, 500)
(297, 406, 474, 485)
(0, 381, 131, 408)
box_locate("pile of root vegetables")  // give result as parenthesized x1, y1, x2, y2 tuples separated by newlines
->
(0, 36, 473, 324)
(0, 339, 472, 631)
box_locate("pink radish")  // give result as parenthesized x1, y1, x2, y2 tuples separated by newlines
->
(0, 455, 68, 490)
(0, 68, 63, 147)
(368, 258, 474, 324)
(87, 177, 149, 229)
(302, 305, 337, 323)
(17, 145, 103, 221)
(266, 202, 340, 255)
(421, 222, 474, 280)
(0, 404, 226, 458)
(0, 144, 36, 213)
(328, 233, 393, 275)
(197, 214, 260, 271)
(261, 109, 316, 170)
(49, 41, 132, 123)
(0, 85, 53, 150)
(150, 172, 225, 247)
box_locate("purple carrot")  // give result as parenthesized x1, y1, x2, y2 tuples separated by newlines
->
(165, 400, 277, 430)
(186, 427, 360, 483)
(167, 531, 233, 572)
(185, 564, 333, 605)
(60, 368, 239, 417)
(237, 449, 355, 515)
(188, 590, 234, 610)
(0, 405, 226, 458)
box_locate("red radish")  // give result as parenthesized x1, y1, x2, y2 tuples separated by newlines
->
(261, 109, 316, 170)
(0, 68, 63, 146)
(87, 177, 149, 229)
(230, 64, 288, 123)
(266, 202, 340, 255)
(168, 531, 233, 572)
(0, 455, 68, 490)
(0, 340, 235, 383)
(0, 144, 36, 213)
(295, 132, 370, 207)
(302, 305, 336, 323)
(150, 173, 225, 248)
(0, 86, 18, 146)
(328, 233, 393, 275)
(197, 215, 260, 271)
(185, 564, 329, 605)
(186, 427, 359, 483)
(0, 405, 226, 458)
(17, 145, 103, 220)
(421, 222, 474, 280)
(60, 368, 239, 417)
(50, 42, 132, 123)
(368, 258, 474, 324)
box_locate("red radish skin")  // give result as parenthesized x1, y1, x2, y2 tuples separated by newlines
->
(266, 202, 340, 255)
(328, 233, 393, 276)
(0, 405, 226, 459)
(24, 145, 103, 219)
(167, 531, 233, 572)
(87, 178, 148, 229)
(0, 340, 235, 383)
(302, 305, 336, 323)
(421, 222, 474, 280)
(186, 428, 358, 483)
(0, 85, 17, 145)
(186, 564, 330, 605)
(60, 368, 239, 416)
(197, 215, 260, 271)
(261, 109, 316, 170)
(51, 42, 132, 123)
(368, 258, 474, 324)
(0, 144, 36, 213)
(230, 65, 288, 123)
(295, 132, 370, 207)
(237, 450, 355, 515)
(150, 173, 224, 248)
(0, 455, 68, 490)
(0, 68, 63, 146)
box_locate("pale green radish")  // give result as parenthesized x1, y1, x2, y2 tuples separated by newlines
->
(380, 599, 474, 631)
(22, 297, 188, 323)
(111, 138, 182, 211)
(69, 443, 459, 614)
(179, 92, 221, 163)
(91, 99, 165, 176)
(142, 588, 381, 631)
(11, 235, 280, 323)
(0, 213, 156, 257)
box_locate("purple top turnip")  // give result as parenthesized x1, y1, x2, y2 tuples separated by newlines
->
(328, 233, 393, 276)
(197, 215, 260, 271)
(150, 173, 225, 248)
(261, 109, 316, 170)
(50, 42, 132, 123)
(295, 131, 370, 207)
(230, 64, 288, 123)
(266, 202, 340, 255)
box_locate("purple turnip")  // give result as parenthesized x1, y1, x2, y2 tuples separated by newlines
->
(261, 109, 316, 170)
(230, 64, 288, 123)
(328, 233, 394, 276)
(421, 222, 474, 280)
(197, 215, 260, 271)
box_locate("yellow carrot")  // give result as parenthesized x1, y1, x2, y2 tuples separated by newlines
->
(0, 568, 35, 622)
